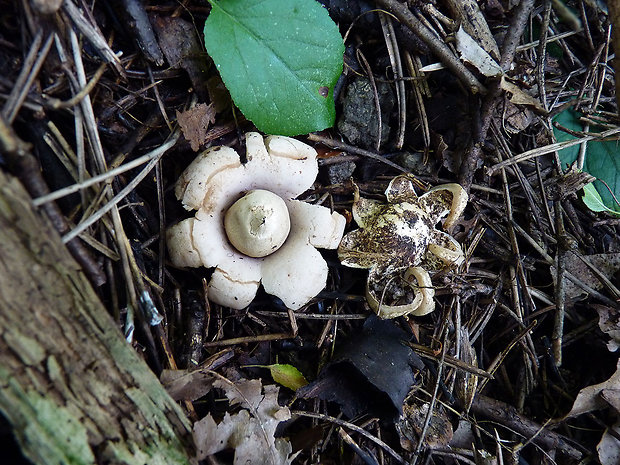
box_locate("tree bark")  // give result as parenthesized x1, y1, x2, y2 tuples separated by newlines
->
(0, 169, 195, 464)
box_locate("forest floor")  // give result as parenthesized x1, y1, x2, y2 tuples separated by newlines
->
(1, 0, 619, 464)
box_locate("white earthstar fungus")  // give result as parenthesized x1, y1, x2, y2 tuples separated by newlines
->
(167, 132, 346, 310)
(338, 175, 468, 319)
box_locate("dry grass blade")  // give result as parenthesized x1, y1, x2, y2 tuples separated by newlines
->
(62, 132, 180, 243)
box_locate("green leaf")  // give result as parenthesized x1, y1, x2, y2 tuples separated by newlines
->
(582, 183, 620, 215)
(204, 0, 344, 136)
(553, 110, 620, 214)
(268, 364, 308, 391)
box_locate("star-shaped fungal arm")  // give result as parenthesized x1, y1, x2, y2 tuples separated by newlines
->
(338, 176, 468, 318)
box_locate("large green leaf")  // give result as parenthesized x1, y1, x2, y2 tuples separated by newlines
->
(553, 109, 620, 215)
(204, 0, 344, 136)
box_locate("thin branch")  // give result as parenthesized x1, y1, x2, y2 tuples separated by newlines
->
(374, 0, 485, 94)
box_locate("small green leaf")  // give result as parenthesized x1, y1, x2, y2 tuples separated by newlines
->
(204, 0, 344, 136)
(268, 364, 308, 391)
(553, 110, 620, 214)
(582, 183, 620, 215)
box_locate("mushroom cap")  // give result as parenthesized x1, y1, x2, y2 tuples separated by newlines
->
(224, 190, 291, 258)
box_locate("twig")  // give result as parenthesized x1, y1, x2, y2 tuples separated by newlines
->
(254, 310, 367, 320)
(154, 323, 198, 421)
(403, 51, 430, 151)
(148, 65, 172, 131)
(496, 141, 538, 369)
(118, 0, 164, 65)
(203, 332, 293, 348)
(552, 219, 567, 367)
(33, 147, 174, 206)
(374, 0, 485, 94)
(380, 12, 406, 149)
(407, 343, 494, 379)
(338, 428, 379, 465)
(516, 29, 582, 52)
(469, 395, 583, 460)
(307, 133, 407, 172)
(292, 410, 406, 464)
(62, 0, 123, 74)
(43, 62, 107, 110)
(608, 0, 620, 109)
(414, 329, 447, 458)
(486, 125, 620, 175)
(430, 449, 477, 465)
(458, 0, 535, 190)
(155, 160, 166, 287)
(536, 1, 552, 112)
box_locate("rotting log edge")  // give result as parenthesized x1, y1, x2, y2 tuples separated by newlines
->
(0, 169, 195, 465)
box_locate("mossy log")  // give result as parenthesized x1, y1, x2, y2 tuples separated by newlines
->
(0, 170, 195, 465)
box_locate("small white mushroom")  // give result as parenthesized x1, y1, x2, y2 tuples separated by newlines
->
(224, 190, 291, 258)
(167, 132, 346, 310)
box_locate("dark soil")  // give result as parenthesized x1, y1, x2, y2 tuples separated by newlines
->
(1, 0, 619, 464)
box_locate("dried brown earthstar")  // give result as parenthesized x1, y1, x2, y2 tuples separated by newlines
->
(338, 175, 468, 318)
(167, 132, 345, 310)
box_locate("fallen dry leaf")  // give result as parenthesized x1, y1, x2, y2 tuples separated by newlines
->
(597, 420, 620, 465)
(396, 403, 454, 450)
(193, 377, 295, 465)
(500, 77, 547, 113)
(566, 359, 620, 418)
(502, 99, 535, 134)
(177, 103, 216, 151)
(594, 305, 620, 352)
(601, 389, 620, 414)
(298, 315, 424, 419)
(160, 368, 215, 402)
(552, 252, 620, 300)
(450, 419, 475, 449)
(454, 327, 478, 413)
(455, 25, 502, 77)
(152, 15, 209, 101)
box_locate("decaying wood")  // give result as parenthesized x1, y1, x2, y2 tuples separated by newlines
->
(0, 170, 194, 464)
(470, 395, 583, 460)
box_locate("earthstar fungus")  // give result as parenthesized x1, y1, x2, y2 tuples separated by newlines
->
(338, 176, 468, 318)
(167, 132, 346, 310)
